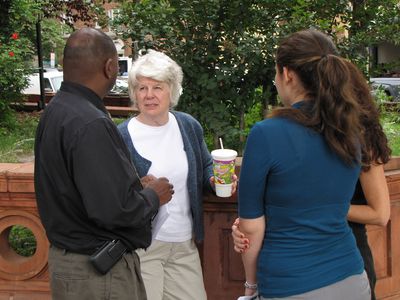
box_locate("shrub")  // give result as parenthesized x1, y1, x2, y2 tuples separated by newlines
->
(0, 32, 33, 127)
(0, 0, 38, 127)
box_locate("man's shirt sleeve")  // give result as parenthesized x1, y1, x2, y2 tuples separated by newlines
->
(69, 117, 159, 230)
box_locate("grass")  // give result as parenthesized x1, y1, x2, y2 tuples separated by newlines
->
(0, 112, 39, 163)
(382, 114, 400, 156)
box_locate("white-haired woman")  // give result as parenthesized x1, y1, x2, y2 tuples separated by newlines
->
(118, 50, 214, 300)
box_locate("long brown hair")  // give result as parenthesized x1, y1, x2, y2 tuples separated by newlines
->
(347, 60, 391, 170)
(271, 29, 367, 166)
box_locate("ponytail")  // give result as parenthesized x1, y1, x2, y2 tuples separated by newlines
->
(345, 60, 392, 169)
(315, 55, 365, 165)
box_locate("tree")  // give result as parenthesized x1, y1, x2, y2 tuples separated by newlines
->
(114, 0, 400, 151)
(114, 0, 281, 152)
(39, 19, 72, 68)
(0, 0, 108, 127)
(344, 0, 400, 75)
(270, 0, 400, 74)
(41, 0, 108, 29)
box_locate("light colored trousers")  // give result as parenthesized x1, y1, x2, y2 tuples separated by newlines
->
(136, 239, 207, 300)
(259, 270, 370, 300)
(48, 245, 146, 300)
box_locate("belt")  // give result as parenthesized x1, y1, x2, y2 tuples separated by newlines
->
(51, 241, 132, 256)
(50, 244, 95, 255)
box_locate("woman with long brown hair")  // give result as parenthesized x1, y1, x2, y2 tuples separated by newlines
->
(236, 29, 375, 299)
(233, 60, 391, 300)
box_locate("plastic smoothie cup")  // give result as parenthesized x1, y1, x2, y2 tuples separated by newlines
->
(211, 149, 238, 197)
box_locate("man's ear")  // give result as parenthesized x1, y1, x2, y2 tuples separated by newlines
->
(104, 58, 114, 79)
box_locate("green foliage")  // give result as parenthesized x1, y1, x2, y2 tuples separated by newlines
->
(8, 225, 37, 257)
(40, 19, 72, 67)
(40, 0, 108, 28)
(374, 85, 394, 108)
(113, 0, 400, 151)
(112, 117, 126, 126)
(372, 87, 400, 155)
(382, 113, 400, 156)
(0, 0, 39, 125)
(339, 0, 400, 74)
(0, 0, 107, 127)
(113, 0, 276, 150)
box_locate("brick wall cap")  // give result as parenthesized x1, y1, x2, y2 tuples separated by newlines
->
(385, 156, 400, 171)
(0, 163, 22, 174)
(6, 163, 34, 179)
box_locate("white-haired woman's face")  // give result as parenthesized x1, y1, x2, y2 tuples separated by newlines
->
(135, 76, 171, 126)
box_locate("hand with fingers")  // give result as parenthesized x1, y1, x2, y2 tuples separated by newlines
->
(210, 174, 239, 194)
(140, 174, 157, 187)
(231, 217, 250, 253)
(146, 177, 174, 206)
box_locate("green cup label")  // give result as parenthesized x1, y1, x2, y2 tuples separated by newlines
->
(213, 159, 235, 184)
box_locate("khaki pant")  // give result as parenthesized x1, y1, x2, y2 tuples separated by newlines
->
(48, 245, 147, 300)
(136, 239, 207, 300)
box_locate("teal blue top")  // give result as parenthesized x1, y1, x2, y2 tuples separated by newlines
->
(238, 102, 364, 297)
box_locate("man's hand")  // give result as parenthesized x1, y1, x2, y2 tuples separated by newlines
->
(140, 174, 157, 188)
(146, 177, 174, 206)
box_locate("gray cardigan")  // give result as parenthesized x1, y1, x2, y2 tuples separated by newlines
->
(118, 111, 214, 242)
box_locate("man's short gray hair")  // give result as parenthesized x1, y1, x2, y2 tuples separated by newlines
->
(128, 50, 183, 108)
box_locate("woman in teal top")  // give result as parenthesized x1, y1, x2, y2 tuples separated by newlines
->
(238, 29, 371, 299)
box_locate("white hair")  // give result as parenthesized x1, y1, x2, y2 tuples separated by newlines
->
(128, 49, 183, 108)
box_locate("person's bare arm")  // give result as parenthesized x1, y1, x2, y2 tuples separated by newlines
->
(348, 164, 390, 226)
(240, 216, 265, 296)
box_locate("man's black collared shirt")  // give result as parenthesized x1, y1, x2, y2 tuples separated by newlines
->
(34, 81, 159, 254)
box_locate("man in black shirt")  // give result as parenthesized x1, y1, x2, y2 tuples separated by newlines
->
(34, 28, 173, 300)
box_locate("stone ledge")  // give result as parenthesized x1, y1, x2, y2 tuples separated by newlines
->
(384, 156, 400, 171)
(0, 164, 22, 193)
(6, 163, 34, 193)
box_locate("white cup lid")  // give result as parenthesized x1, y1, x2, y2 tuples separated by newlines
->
(211, 149, 238, 161)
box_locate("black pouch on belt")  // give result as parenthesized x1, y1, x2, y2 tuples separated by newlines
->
(89, 240, 127, 275)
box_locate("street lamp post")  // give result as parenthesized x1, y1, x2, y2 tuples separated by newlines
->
(35, 16, 45, 110)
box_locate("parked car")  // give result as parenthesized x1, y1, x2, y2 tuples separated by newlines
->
(370, 77, 400, 102)
(22, 70, 63, 95)
(22, 70, 128, 96)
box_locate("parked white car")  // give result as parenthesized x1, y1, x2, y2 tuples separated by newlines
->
(22, 70, 128, 96)
(22, 70, 63, 95)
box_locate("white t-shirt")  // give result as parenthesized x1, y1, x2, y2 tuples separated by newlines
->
(127, 112, 192, 242)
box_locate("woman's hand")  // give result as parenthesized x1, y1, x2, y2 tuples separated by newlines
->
(210, 174, 238, 195)
(232, 218, 250, 253)
(231, 174, 238, 194)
